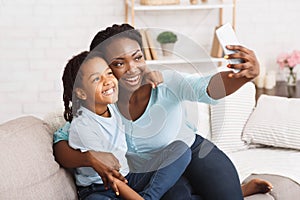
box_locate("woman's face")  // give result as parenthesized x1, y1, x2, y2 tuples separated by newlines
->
(76, 57, 118, 114)
(104, 37, 147, 93)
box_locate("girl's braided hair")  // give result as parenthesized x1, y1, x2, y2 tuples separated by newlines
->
(62, 51, 104, 122)
(89, 23, 143, 52)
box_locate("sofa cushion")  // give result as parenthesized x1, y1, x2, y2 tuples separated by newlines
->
(0, 116, 77, 200)
(210, 82, 256, 153)
(242, 94, 300, 150)
(243, 174, 300, 200)
(244, 194, 274, 200)
(43, 109, 66, 135)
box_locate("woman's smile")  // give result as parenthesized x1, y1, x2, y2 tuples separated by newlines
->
(123, 74, 141, 86)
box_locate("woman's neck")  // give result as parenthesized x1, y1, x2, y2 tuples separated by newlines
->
(118, 87, 133, 106)
(117, 84, 152, 121)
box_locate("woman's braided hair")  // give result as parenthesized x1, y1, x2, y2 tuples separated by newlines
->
(89, 23, 143, 52)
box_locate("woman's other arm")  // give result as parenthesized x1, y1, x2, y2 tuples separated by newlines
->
(53, 140, 92, 168)
(53, 141, 127, 193)
(53, 144, 144, 200)
(207, 45, 259, 99)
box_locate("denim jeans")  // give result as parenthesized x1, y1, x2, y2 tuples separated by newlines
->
(161, 135, 243, 200)
(77, 184, 118, 200)
(77, 141, 191, 200)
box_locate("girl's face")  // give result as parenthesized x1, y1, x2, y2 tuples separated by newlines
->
(76, 57, 118, 114)
(104, 37, 147, 93)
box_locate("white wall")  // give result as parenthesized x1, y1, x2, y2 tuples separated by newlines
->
(0, 0, 299, 123)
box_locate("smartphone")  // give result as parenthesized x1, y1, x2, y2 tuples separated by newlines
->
(216, 23, 242, 73)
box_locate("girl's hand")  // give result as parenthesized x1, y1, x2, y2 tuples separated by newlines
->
(88, 151, 127, 193)
(225, 45, 260, 79)
(143, 70, 163, 88)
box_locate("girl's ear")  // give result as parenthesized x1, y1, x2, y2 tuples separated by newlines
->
(75, 88, 87, 100)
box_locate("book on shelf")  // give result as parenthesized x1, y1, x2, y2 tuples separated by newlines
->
(144, 29, 158, 60)
(210, 25, 223, 58)
(139, 29, 152, 61)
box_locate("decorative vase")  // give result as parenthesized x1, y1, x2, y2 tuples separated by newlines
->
(286, 67, 297, 86)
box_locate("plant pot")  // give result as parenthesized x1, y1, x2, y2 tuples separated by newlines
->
(160, 43, 175, 57)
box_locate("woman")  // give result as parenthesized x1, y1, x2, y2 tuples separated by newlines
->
(54, 24, 272, 199)
(61, 51, 191, 200)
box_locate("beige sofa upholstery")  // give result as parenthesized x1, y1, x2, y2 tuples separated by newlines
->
(0, 116, 77, 200)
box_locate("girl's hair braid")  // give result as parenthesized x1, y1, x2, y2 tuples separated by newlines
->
(62, 51, 89, 122)
(89, 23, 143, 52)
(62, 51, 105, 122)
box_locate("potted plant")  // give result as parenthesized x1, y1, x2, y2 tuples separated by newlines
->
(156, 31, 178, 56)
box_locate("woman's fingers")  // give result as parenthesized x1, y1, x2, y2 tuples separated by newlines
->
(224, 50, 253, 63)
(143, 71, 164, 88)
(226, 45, 253, 54)
(112, 169, 128, 183)
(228, 68, 256, 79)
(225, 45, 259, 79)
(102, 177, 109, 190)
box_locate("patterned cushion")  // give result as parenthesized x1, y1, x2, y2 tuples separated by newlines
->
(242, 95, 300, 150)
(210, 82, 256, 153)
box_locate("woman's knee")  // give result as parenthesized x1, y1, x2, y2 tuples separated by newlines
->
(185, 140, 243, 198)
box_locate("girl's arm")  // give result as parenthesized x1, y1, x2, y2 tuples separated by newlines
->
(53, 140, 127, 193)
(207, 45, 260, 99)
(114, 178, 144, 200)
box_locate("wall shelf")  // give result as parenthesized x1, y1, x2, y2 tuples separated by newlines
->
(128, 1, 234, 11)
(125, 0, 236, 27)
(124, 0, 236, 65)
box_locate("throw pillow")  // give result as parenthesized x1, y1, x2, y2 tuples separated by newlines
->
(242, 95, 300, 150)
(43, 108, 66, 133)
(210, 82, 256, 153)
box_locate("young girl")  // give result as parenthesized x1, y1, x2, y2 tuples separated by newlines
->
(62, 51, 191, 200)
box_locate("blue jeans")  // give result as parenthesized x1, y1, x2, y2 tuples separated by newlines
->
(78, 141, 191, 200)
(77, 184, 117, 200)
(161, 135, 243, 200)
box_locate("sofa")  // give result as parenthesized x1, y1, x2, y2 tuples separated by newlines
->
(1, 79, 300, 199)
